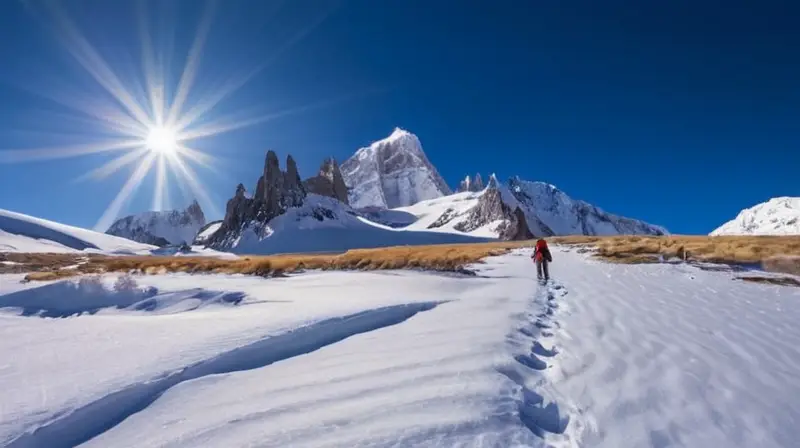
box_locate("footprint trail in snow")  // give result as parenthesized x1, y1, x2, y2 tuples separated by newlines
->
(496, 279, 580, 444)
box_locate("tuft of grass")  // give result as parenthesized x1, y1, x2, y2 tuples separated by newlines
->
(761, 256, 800, 277)
(22, 270, 80, 282)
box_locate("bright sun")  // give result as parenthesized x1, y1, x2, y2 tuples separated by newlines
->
(145, 126, 178, 154)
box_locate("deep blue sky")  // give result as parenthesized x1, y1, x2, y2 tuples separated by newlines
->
(0, 0, 797, 234)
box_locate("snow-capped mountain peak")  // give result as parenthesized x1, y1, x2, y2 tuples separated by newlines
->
(341, 128, 452, 209)
(386, 126, 413, 142)
(105, 201, 207, 247)
(711, 196, 800, 235)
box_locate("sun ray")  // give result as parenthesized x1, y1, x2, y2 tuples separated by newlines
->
(73, 147, 149, 183)
(14, 82, 150, 138)
(9, 1, 359, 230)
(44, 2, 154, 128)
(152, 154, 169, 211)
(166, 152, 220, 218)
(175, 144, 217, 170)
(171, 66, 263, 132)
(0, 139, 144, 163)
(171, 4, 338, 133)
(165, 0, 216, 128)
(94, 152, 157, 232)
(137, 0, 166, 126)
(179, 92, 366, 142)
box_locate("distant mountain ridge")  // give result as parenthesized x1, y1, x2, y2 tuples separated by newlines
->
(711, 197, 800, 236)
(105, 201, 207, 246)
(393, 174, 666, 240)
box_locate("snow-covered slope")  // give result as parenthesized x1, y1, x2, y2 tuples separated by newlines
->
(341, 128, 452, 209)
(711, 197, 800, 235)
(508, 177, 667, 236)
(3, 249, 799, 447)
(395, 190, 496, 237)
(105, 200, 206, 246)
(210, 194, 489, 255)
(0, 209, 155, 254)
(392, 177, 667, 239)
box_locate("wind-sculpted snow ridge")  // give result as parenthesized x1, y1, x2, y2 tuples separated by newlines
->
(6, 302, 443, 448)
(0, 277, 246, 318)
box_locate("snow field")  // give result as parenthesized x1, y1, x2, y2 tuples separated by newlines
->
(2, 247, 799, 447)
(543, 248, 800, 447)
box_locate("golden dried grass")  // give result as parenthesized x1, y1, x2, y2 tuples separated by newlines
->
(551, 235, 800, 266)
(16, 241, 538, 281)
(10, 234, 800, 282)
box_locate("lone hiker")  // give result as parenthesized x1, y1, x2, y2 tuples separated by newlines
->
(531, 238, 553, 281)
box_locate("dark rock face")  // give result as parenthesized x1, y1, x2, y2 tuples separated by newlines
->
(427, 208, 459, 229)
(303, 158, 349, 204)
(498, 206, 535, 241)
(454, 186, 534, 240)
(207, 151, 309, 249)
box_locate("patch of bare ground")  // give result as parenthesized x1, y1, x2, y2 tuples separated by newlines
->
(737, 276, 800, 288)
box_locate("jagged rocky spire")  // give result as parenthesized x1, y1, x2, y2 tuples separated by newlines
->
(303, 157, 349, 204)
(207, 150, 310, 249)
(456, 173, 487, 193)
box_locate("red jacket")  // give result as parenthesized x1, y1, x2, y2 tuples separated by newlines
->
(532, 239, 552, 262)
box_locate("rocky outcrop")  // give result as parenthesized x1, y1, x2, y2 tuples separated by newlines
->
(207, 151, 308, 249)
(341, 128, 452, 208)
(453, 184, 534, 240)
(457, 174, 485, 193)
(105, 200, 207, 246)
(303, 158, 349, 204)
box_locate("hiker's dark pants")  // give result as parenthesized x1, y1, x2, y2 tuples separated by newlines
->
(536, 259, 549, 280)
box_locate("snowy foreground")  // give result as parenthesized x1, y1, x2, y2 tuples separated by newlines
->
(1, 248, 800, 447)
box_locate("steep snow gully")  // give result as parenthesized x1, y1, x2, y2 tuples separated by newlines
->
(7, 302, 443, 448)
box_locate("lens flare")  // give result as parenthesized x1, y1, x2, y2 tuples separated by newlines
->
(0, 0, 342, 232)
(145, 126, 178, 155)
